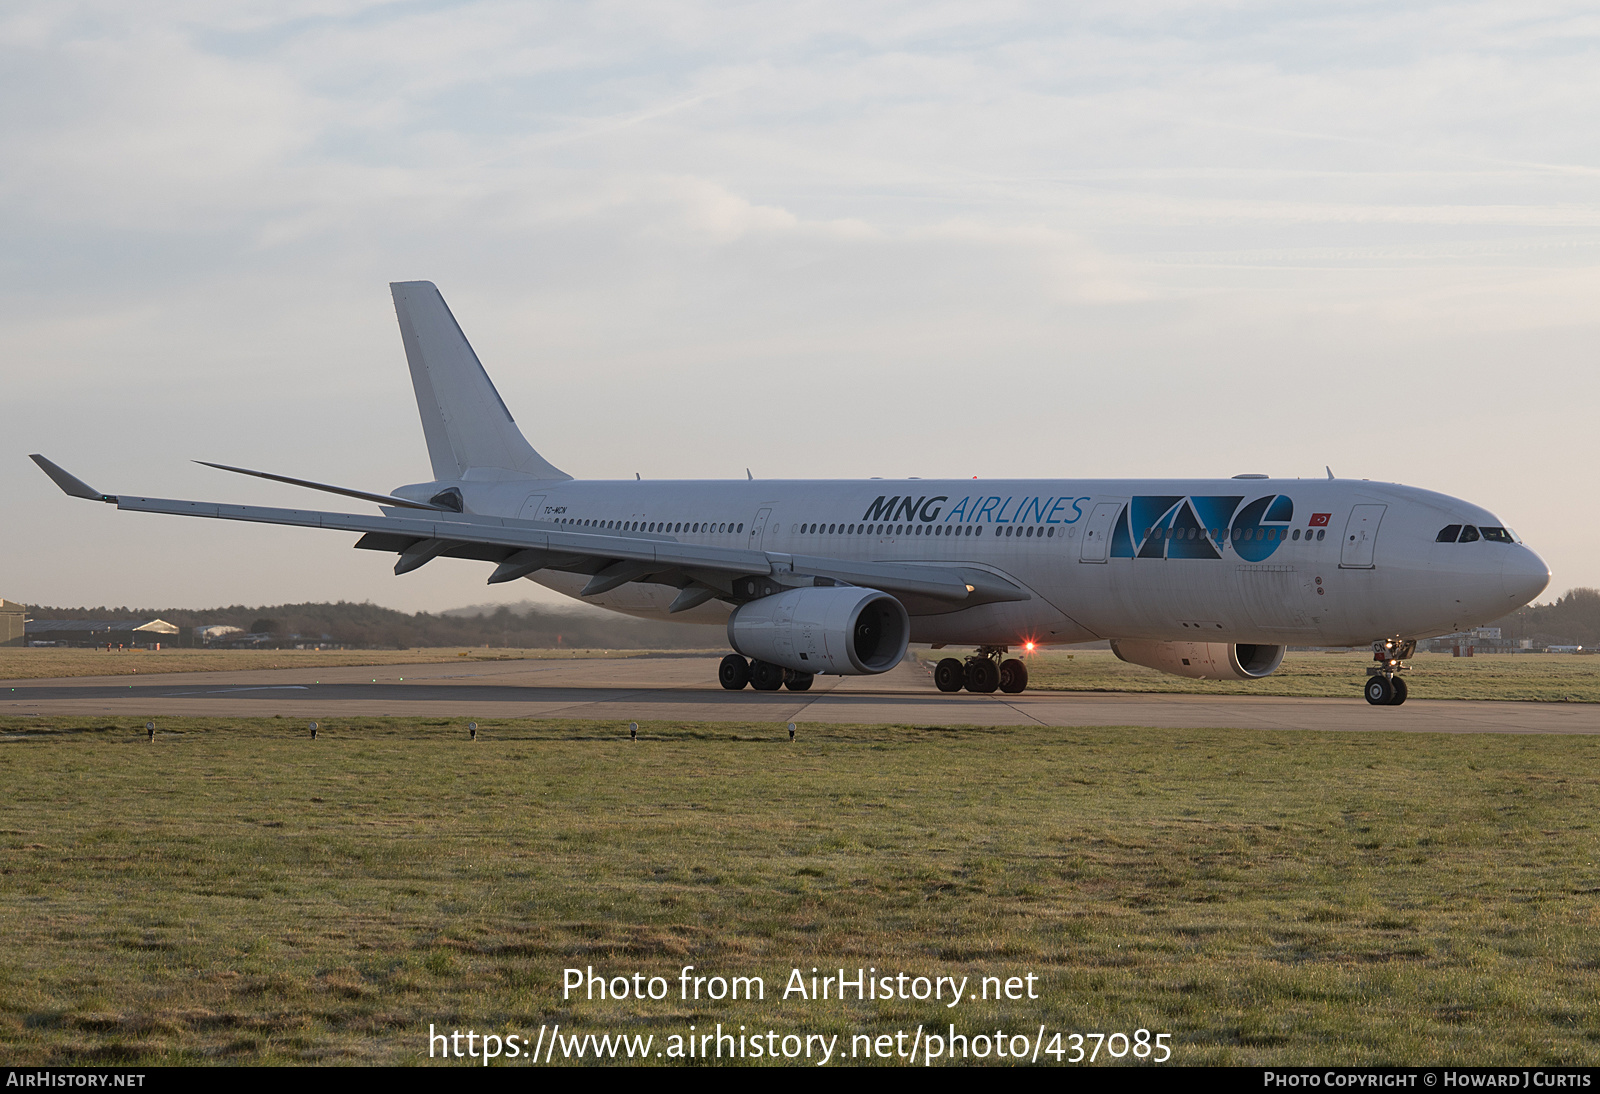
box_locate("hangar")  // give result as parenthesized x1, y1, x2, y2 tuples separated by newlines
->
(1, 600, 25, 647)
(24, 617, 181, 648)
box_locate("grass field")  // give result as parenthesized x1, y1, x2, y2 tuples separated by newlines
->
(1017, 650, 1600, 703)
(0, 647, 716, 681)
(2, 715, 1598, 1066)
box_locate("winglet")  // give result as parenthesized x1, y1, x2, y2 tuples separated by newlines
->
(30, 455, 115, 502)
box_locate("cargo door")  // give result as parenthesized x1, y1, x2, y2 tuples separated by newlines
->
(517, 494, 547, 521)
(1339, 504, 1386, 569)
(1235, 565, 1310, 630)
(1079, 500, 1123, 563)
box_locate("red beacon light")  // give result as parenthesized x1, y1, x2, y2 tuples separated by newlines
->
(1023, 641, 1036, 653)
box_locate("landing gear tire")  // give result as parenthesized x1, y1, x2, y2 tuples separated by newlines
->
(750, 659, 786, 692)
(998, 658, 1028, 694)
(784, 670, 814, 692)
(1364, 676, 1395, 706)
(965, 658, 1000, 694)
(934, 658, 966, 693)
(1388, 677, 1408, 706)
(719, 654, 750, 691)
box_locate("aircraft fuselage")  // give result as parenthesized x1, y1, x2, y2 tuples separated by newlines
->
(393, 474, 1549, 649)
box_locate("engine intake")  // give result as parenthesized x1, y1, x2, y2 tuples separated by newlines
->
(728, 586, 910, 675)
(1109, 640, 1286, 681)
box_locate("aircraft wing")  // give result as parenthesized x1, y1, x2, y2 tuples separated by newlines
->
(33, 457, 1026, 608)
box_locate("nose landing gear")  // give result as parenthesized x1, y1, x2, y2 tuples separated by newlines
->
(1364, 639, 1415, 706)
(933, 646, 1029, 694)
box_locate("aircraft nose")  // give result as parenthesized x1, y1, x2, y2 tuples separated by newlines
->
(1502, 545, 1551, 608)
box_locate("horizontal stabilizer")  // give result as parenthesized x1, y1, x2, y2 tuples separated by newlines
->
(30, 455, 113, 502)
(196, 461, 444, 511)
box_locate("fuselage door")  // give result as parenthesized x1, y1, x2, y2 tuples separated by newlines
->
(517, 494, 548, 522)
(749, 507, 772, 550)
(1079, 501, 1123, 563)
(1339, 504, 1386, 569)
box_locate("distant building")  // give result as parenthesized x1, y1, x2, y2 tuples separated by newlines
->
(0, 600, 25, 647)
(193, 625, 244, 645)
(25, 618, 181, 648)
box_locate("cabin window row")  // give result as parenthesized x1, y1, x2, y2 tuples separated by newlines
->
(556, 518, 744, 535)
(1143, 526, 1327, 542)
(794, 523, 992, 537)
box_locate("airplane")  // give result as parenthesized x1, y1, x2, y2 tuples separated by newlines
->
(31, 281, 1551, 706)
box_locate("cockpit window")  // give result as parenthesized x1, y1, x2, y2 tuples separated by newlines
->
(1480, 526, 1514, 543)
(1436, 525, 1462, 543)
(1458, 525, 1481, 542)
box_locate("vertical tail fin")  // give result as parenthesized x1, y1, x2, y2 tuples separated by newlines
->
(390, 281, 569, 482)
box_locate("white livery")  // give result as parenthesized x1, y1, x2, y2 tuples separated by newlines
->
(31, 282, 1550, 705)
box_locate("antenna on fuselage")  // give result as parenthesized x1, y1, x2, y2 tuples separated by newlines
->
(1326, 466, 1335, 480)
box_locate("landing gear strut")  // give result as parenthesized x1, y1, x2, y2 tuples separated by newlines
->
(934, 646, 1029, 694)
(1364, 639, 1414, 706)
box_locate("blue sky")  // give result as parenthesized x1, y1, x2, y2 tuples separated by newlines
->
(4, 1, 1597, 612)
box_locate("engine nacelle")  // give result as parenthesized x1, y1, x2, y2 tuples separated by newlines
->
(728, 587, 910, 675)
(1110, 640, 1286, 681)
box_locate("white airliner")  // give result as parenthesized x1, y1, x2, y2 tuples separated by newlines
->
(32, 282, 1550, 706)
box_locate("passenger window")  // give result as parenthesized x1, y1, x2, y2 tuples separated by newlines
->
(1436, 525, 1461, 543)
(1316, 529, 1325, 541)
(1459, 525, 1480, 542)
(738, 523, 744, 533)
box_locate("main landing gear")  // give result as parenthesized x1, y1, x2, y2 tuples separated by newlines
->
(1364, 639, 1415, 706)
(934, 646, 1028, 695)
(719, 653, 813, 692)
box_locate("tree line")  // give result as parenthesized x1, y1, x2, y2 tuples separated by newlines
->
(23, 600, 718, 650)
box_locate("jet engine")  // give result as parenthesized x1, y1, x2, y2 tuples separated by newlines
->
(1109, 640, 1286, 681)
(728, 586, 910, 675)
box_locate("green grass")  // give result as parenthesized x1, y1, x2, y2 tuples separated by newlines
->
(1017, 651, 1600, 702)
(2, 716, 1599, 1065)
